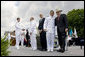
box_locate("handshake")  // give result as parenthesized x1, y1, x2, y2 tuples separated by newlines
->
(22, 29, 25, 31)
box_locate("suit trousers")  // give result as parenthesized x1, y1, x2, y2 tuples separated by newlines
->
(57, 28, 66, 51)
(40, 31, 47, 50)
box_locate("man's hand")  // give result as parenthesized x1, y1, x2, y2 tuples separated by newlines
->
(30, 32, 32, 35)
(22, 29, 25, 31)
(44, 29, 47, 32)
(39, 30, 42, 33)
(65, 28, 68, 33)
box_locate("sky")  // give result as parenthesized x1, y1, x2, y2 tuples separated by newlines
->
(1, 1, 84, 36)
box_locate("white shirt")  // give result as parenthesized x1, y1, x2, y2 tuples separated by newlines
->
(44, 16, 55, 33)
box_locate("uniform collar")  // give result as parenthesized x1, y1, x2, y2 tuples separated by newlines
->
(49, 15, 55, 18)
(30, 20, 35, 22)
(17, 21, 20, 23)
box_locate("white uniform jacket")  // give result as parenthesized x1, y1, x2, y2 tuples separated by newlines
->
(44, 16, 55, 34)
(29, 20, 37, 34)
(15, 22, 22, 36)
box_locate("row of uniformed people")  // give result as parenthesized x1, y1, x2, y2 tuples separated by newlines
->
(15, 11, 55, 51)
(15, 17, 37, 50)
(15, 9, 68, 53)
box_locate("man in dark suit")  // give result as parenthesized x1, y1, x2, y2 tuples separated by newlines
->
(55, 9, 68, 53)
(38, 14, 47, 51)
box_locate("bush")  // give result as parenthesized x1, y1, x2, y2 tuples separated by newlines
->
(67, 9, 84, 38)
(1, 34, 10, 56)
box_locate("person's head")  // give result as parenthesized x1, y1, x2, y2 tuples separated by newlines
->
(30, 17, 34, 21)
(17, 17, 20, 22)
(50, 10, 54, 17)
(26, 29, 29, 34)
(22, 29, 25, 31)
(56, 9, 62, 16)
(39, 14, 43, 18)
(26, 29, 28, 32)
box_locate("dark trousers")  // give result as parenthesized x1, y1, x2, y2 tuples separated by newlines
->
(57, 28, 66, 51)
(40, 31, 47, 50)
(26, 36, 31, 47)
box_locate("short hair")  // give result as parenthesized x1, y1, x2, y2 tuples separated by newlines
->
(50, 10, 54, 13)
(30, 17, 34, 21)
(31, 17, 34, 20)
(17, 17, 20, 20)
(39, 14, 43, 16)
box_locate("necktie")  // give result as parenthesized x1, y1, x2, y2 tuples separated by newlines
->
(58, 16, 60, 21)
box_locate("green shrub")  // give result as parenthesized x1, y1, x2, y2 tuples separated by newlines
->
(1, 34, 10, 56)
(67, 9, 84, 38)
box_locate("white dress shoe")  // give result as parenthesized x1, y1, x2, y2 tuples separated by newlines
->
(51, 49, 53, 52)
(47, 49, 50, 52)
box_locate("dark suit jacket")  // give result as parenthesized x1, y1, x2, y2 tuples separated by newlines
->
(55, 14, 68, 33)
(38, 18, 45, 30)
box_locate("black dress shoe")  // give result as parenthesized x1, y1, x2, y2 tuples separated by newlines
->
(57, 49, 62, 52)
(43, 49, 47, 51)
(41, 49, 44, 51)
(45, 49, 47, 51)
(61, 50, 65, 53)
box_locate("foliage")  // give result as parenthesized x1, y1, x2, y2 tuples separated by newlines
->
(67, 9, 84, 38)
(1, 34, 10, 56)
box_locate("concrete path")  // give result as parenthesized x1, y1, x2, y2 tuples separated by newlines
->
(8, 46, 84, 56)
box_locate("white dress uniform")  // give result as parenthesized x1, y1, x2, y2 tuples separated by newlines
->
(20, 30, 26, 46)
(15, 22, 22, 49)
(29, 20, 37, 50)
(44, 16, 55, 51)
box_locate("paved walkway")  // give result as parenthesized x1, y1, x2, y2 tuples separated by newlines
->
(8, 46, 84, 56)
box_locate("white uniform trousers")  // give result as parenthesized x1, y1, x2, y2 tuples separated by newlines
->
(30, 33, 37, 50)
(20, 36, 24, 46)
(15, 34, 21, 49)
(46, 33, 54, 51)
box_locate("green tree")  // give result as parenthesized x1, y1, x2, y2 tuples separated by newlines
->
(1, 34, 10, 56)
(67, 9, 84, 38)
